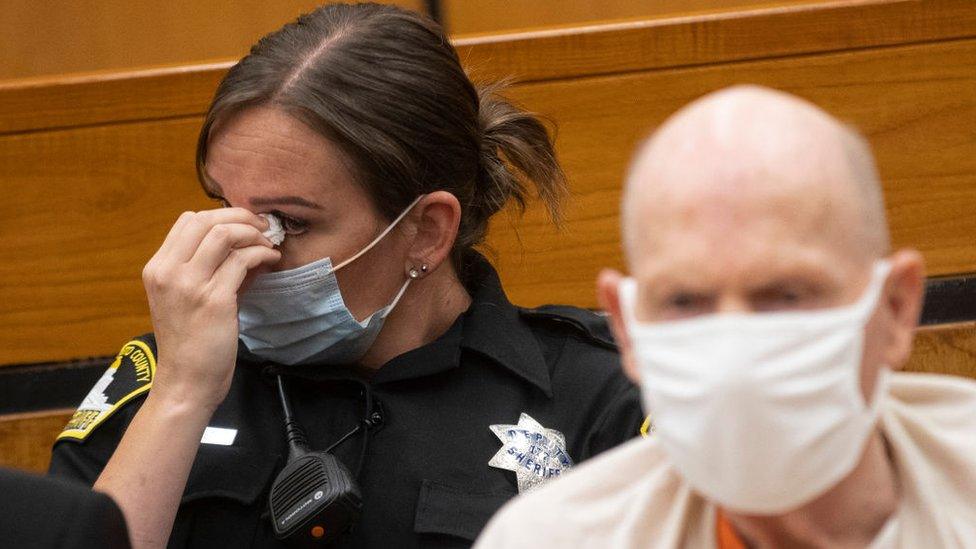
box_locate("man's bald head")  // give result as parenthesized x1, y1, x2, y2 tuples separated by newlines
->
(622, 85, 889, 272)
(601, 84, 924, 428)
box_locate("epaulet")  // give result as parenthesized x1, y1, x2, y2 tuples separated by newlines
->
(518, 305, 616, 350)
(57, 334, 157, 443)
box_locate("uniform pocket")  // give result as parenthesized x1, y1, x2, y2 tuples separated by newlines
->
(413, 479, 514, 541)
(181, 445, 280, 505)
(169, 446, 282, 548)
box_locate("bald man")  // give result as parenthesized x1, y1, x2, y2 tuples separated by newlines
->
(475, 86, 976, 548)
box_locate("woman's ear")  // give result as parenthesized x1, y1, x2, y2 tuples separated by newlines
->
(881, 248, 926, 370)
(403, 191, 461, 277)
(597, 269, 640, 383)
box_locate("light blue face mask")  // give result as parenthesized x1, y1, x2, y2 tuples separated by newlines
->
(237, 195, 423, 366)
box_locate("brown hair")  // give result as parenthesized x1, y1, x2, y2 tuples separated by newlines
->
(196, 2, 566, 279)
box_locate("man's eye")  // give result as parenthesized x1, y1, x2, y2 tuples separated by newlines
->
(668, 293, 698, 308)
(753, 287, 808, 311)
(781, 290, 801, 303)
(664, 293, 711, 313)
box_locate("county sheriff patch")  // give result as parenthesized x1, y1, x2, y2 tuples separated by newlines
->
(58, 339, 156, 442)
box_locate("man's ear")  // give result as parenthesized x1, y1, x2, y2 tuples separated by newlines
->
(597, 268, 640, 383)
(881, 248, 926, 370)
(403, 191, 461, 277)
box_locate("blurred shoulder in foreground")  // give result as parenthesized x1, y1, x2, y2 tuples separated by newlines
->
(0, 467, 130, 549)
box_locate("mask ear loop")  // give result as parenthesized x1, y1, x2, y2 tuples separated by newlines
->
(850, 259, 894, 412)
(331, 194, 426, 273)
(617, 277, 641, 329)
(381, 279, 412, 316)
(848, 259, 894, 321)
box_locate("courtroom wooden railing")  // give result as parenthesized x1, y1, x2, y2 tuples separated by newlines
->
(1, 0, 974, 473)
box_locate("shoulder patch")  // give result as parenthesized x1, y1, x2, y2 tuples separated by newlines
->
(519, 305, 616, 349)
(58, 338, 156, 442)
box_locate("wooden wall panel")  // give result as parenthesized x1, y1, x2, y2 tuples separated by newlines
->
(907, 323, 976, 379)
(0, 0, 974, 475)
(0, 118, 211, 365)
(0, 0, 425, 81)
(491, 38, 976, 308)
(0, 0, 974, 366)
(0, 64, 226, 135)
(0, 40, 974, 364)
(444, 0, 837, 36)
(4, 0, 972, 132)
(0, 409, 73, 473)
(454, 0, 976, 84)
(0, 0, 851, 81)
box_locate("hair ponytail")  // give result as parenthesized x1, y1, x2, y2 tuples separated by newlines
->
(464, 84, 567, 250)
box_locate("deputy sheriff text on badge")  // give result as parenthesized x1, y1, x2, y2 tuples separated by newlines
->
(489, 413, 573, 492)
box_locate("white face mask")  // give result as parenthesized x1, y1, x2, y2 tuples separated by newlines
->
(619, 261, 891, 514)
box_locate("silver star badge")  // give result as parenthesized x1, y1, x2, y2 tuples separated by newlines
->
(489, 413, 574, 492)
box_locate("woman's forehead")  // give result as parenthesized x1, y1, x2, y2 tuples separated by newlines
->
(205, 106, 363, 206)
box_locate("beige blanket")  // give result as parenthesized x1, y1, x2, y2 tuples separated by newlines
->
(475, 373, 976, 548)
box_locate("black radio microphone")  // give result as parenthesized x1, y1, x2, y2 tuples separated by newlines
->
(269, 375, 362, 546)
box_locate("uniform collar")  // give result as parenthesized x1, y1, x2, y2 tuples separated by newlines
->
(455, 255, 552, 397)
(267, 254, 552, 396)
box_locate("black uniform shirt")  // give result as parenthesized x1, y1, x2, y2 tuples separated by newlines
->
(50, 256, 644, 548)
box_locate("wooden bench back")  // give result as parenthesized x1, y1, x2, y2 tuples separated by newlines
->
(1, 0, 974, 472)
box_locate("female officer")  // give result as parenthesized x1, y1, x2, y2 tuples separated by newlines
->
(49, 4, 642, 547)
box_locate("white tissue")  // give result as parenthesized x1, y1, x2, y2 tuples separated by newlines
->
(260, 213, 286, 246)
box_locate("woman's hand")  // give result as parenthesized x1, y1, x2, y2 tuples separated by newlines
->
(141, 208, 280, 412)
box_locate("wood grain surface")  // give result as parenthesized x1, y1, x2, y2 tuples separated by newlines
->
(3, 0, 974, 483)
(444, 0, 838, 36)
(453, 0, 976, 83)
(490, 38, 976, 308)
(0, 63, 228, 135)
(0, 118, 212, 365)
(0, 0, 424, 81)
(4, 0, 974, 134)
(906, 322, 976, 379)
(0, 0, 915, 82)
(0, 408, 73, 473)
(1, 2, 975, 365)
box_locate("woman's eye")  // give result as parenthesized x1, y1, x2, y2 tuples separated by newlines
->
(277, 214, 308, 235)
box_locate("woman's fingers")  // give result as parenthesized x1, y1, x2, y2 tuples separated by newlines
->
(153, 211, 196, 261)
(210, 245, 282, 297)
(167, 208, 270, 263)
(188, 223, 274, 279)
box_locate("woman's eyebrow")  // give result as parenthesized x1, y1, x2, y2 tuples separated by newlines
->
(249, 196, 324, 209)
